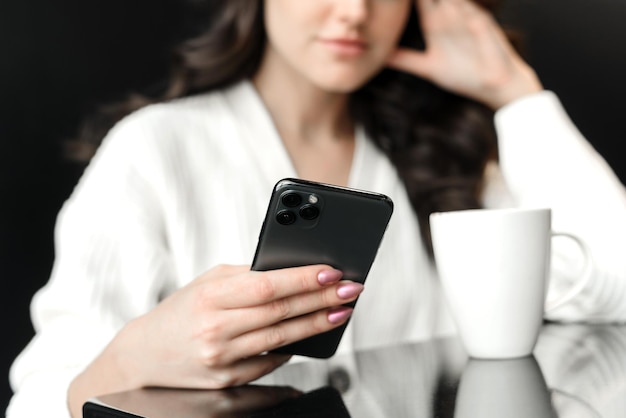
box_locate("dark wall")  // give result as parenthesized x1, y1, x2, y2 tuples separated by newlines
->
(1, 0, 625, 412)
(0, 0, 190, 410)
(500, 0, 626, 180)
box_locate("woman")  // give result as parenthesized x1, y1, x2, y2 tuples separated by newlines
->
(8, 0, 626, 417)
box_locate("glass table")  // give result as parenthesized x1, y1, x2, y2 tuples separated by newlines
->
(84, 323, 626, 417)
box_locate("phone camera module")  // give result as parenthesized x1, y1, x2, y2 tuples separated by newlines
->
(276, 210, 297, 225)
(281, 193, 302, 208)
(299, 204, 320, 221)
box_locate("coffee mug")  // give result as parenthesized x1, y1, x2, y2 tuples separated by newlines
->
(429, 207, 592, 359)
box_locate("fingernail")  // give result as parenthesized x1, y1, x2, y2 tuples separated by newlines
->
(328, 307, 353, 324)
(336, 282, 364, 299)
(318, 269, 343, 285)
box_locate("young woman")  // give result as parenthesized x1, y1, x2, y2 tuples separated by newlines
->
(8, 0, 626, 417)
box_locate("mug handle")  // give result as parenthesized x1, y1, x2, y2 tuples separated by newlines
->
(544, 232, 593, 312)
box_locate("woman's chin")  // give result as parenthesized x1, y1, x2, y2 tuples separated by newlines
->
(312, 72, 377, 94)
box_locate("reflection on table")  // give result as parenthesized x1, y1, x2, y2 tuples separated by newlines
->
(86, 324, 626, 417)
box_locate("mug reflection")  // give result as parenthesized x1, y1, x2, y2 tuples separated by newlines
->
(455, 356, 556, 418)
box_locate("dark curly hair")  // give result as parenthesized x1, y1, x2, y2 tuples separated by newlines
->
(70, 0, 507, 255)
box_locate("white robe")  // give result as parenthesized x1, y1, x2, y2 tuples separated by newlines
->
(7, 81, 626, 417)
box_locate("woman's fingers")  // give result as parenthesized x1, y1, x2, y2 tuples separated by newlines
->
(184, 264, 361, 367)
(218, 280, 364, 339)
(228, 307, 354, 363)
(203, 265, 344, 309)
(390, 0, 479, 80)
(390, 0, 542, 108)
(192, 306, 352, 368)
(387, 48, 432, 80)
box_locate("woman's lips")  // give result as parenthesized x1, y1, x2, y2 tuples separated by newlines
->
(319, 38, 367, 57)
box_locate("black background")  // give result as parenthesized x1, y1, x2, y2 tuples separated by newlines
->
(1, 0, 625, 412)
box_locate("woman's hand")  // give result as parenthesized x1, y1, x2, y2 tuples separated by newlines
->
(68, 264, 361, 417)
(387, 0, 543, 109)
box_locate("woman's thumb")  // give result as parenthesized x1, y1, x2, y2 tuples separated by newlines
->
(386, 48, 433, 80)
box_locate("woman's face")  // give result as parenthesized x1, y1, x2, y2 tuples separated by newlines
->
(262, 0, 412, 93)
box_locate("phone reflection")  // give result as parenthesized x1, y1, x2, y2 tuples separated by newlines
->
(85, 385, 351, 418)
(454, 356, 556, 418)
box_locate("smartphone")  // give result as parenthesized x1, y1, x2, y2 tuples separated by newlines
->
(83, 385, 350, 418)
(252, 178, 394, 358)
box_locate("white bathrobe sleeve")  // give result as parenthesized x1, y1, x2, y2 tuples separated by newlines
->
(483, 91, 626, 322)
(6, 113, 175, 418)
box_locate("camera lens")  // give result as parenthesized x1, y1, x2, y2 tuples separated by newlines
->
(281, 193, 302, 208)
(299, 204, 320, 220)
(276, 210, 296, 225)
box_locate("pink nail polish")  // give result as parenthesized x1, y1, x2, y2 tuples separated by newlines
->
(336, 282, 364, 299)
(318, 269, 343, 285)
(328, 307, 353, 324)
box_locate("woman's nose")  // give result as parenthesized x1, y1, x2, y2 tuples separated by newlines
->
(336, 0, 369, 26)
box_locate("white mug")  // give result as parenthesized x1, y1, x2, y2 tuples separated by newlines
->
(429, 207, 591, 359)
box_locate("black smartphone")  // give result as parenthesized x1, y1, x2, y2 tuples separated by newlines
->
(83, 385, 351, 418)
(252, 178, 394, 358)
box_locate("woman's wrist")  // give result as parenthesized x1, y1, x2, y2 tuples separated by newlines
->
(485, 61, 544, 110)
(67, 320, 144, 417)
